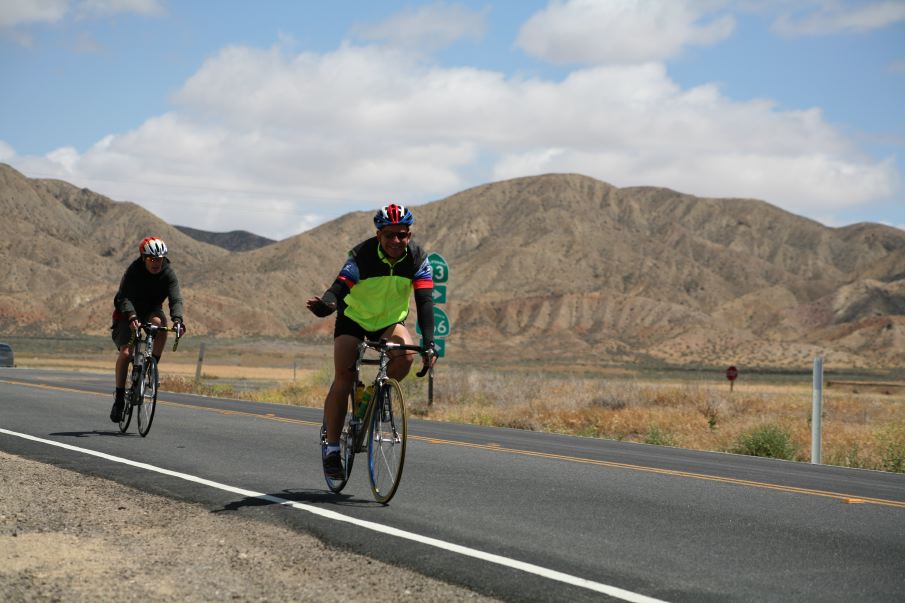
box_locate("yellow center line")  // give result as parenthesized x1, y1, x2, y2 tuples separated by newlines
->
(406, 435, 905, 509)
(1, 379, 110, 397)
(5, 378, 904, 509)
(159, 398, 320, 426)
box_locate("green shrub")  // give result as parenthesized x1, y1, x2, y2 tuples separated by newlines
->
(879, 424, 905, 473)
(645, 424, 677, 446)
(730, 424, 796, 460)
(825, 444, 866, 469)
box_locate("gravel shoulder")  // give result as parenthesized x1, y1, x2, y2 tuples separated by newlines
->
(0, 451, 497, 602)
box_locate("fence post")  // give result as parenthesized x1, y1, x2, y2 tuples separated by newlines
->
(195, 342, 206, 384)
(811, 356, 823, 465)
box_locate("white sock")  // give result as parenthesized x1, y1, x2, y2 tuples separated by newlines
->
(325, 444, 340, 454)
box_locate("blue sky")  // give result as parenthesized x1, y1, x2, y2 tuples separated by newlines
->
(1, 0, 904, 240)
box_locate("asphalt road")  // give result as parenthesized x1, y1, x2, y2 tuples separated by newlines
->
(2, 367, 904, 602)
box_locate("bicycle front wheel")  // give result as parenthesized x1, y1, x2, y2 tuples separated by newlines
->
(367, 379, 407, 504)
(136, 358, 158, 437)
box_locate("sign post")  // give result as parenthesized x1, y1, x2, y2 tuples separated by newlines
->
(726, 365, 738, 392)
(195, 342, 206, 384)
(811, 356, 823, 465)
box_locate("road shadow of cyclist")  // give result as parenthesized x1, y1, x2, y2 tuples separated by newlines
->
(48, 430, 137, 438)
(212, 488, 388, 513)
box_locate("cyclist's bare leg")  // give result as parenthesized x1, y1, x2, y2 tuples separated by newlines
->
(325, 335, 359, 443)
(115, 345, 132, 388)
(380, 323, 415, 381)
(150, 315, 168, 359)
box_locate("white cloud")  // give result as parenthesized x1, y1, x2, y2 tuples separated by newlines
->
(7, 37, 899, 239)
(0, 140, 15, 161)
(0, 0, 68, 28)
(772, 0, 905, 37)
(352, 2, 487, 52)
(517, 0, 735, 65)
(76, 0, 163, 19)
(0, 0, 162, 29)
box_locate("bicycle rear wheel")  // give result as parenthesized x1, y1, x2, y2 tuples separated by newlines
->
(118, 363, 138, 433)
(136, 358, 158, 437)
(367, 379, 406, 504)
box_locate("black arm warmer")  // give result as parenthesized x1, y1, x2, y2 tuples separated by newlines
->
(323, 279, 348, 305)
(414, 288, 434, 345)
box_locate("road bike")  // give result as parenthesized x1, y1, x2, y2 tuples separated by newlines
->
(321, 339, 431, 504)
(118, 322, 182, 437)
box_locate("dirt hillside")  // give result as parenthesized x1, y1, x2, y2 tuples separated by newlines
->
(2, 163, 903, 368)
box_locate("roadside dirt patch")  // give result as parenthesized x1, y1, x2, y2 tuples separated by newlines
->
(0, 451, 496, 602)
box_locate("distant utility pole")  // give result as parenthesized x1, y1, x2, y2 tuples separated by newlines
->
(195, 342, 206, 384)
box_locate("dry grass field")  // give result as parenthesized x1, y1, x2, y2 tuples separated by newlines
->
(416, 369, 905, 472)
(162, 359, 905, 474)
(10, 337, 905, 473)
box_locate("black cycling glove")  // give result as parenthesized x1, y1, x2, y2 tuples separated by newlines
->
(310, 290, 338, 317)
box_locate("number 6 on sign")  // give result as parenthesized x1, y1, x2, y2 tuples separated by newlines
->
(416, 307, 450, 339)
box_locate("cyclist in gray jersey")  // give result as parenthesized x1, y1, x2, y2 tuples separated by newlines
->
(109, 237, 186, 422)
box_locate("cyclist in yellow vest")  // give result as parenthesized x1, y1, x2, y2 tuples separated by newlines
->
(307, 204, 437, 479)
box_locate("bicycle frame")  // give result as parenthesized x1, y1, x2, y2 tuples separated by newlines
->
(350, 339, 425, 449)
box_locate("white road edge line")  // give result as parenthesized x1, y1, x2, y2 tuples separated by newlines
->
(1, 428, 667, 603)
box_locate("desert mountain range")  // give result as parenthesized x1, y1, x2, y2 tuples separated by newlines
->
(174, 225, 275, 252)
(1, 162, 903, 369)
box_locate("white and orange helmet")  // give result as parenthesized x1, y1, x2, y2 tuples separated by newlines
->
(139, 237, 168, 258)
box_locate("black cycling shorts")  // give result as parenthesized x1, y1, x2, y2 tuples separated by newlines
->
(333, 313, 403, 341)
(111, 308, 167, 350)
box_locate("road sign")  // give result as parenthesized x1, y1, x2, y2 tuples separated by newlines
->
(428, 252, 449, 283)
(726, 366, 738, 381)
(416, 306, 450, 338)
(432, 284, 447, 304)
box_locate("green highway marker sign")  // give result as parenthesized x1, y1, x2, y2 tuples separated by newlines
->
(424, 252, 449, 365)
(416, 306, 450, 338)
(428, 252, 449, 283)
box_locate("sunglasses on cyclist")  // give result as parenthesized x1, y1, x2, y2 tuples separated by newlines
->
(382, 230, 411, 241)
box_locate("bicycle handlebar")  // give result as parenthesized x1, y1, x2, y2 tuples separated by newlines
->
(130, 322, 184, 352)
(359, 339, 435, 378)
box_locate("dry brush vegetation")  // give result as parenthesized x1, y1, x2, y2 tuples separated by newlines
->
(160, 362, 905, 473)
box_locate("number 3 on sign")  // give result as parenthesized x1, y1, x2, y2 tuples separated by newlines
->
(428, 252, 449, 284)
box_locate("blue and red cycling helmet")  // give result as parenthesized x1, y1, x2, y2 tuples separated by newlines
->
(374, 203, 413, 229)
